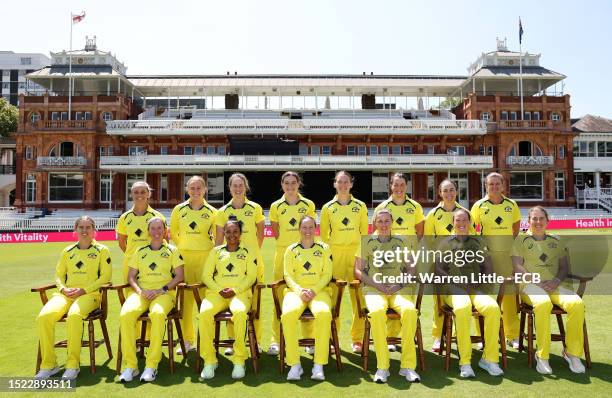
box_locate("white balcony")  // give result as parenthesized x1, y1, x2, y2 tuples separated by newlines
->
(105, 118, 487, 136)
(99, 154, 493, 171)
(506, 156, 554, 168)
(36, 156, 87, 168)
(574, 157, 612, 172)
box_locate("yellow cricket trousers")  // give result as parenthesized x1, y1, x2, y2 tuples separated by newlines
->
(490, 251, 519, 340)
(37, 292, 100, 369)
(365, 293, 417, 370)
(281, 290, 332, 366)
(271, 246, 311, 344)
(119, 292, 175, 370)
(199, 291, 252, 365)
(444, 291, 501, 365)
(521, 284, 585, 360)
(181, 250, 209, 345)
(330, 245, 364, 343)
(227, 252, 264, 344)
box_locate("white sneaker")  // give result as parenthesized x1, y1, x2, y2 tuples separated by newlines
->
(432, 339, 441, 353)
(478, 359, 504, 376)
(35, 366, 60, 380)
(400, 368, 420, 382)
(374, 368, 390, 383)
(287, 364, 303, 381)
(61, 368, 79, 380)
(311, 364, 325, 381)
(305, 346, 315, 355)
(224, 347, 234, 355)
(267, 343, 280, 356)
(118, 368, 139, 383)
(232, 364, 246, 379)
(176, 341, 196, 355)
(507, 338, 520, 350)
(563, 351, 586, 374)
(535, 355, 553, 375)
(200, 363, 217, 380)
(459, 364, 475, 378)
(388, 344, 397, 352)
(140, 367, 157, 382)
(476, 342, 484, 350)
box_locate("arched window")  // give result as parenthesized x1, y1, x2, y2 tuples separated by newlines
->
(59, 142, 75, 157)
(29, 112, 41, 123)
(48, 145, 56, 157)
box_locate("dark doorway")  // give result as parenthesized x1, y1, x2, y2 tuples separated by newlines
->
(223, 171, 373, 209)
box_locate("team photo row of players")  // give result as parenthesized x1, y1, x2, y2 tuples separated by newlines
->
(34, 171, 588, 384)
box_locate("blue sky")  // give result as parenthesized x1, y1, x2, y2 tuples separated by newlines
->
(6, 0, 612, 117)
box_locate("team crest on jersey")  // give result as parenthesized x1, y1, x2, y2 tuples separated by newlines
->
(281, 208, 287, 215)
(504, 206, 512, 212)
(87, 253, 97, 259)
(406, 208, 414, 214)
(298, 207, 307, 214)
(237, 253, 246, 260)
(548, 242, 557, 249)
(160, 251, 170, 258)
(528, 242, 534, 249)
(313, 250, 322, 257)
(351, 207, 360, 213)
(201, 213, 210, 219)
(484, 208, 490, 215)
(244, 210, 253, 216)
(437, 214, 443, 220)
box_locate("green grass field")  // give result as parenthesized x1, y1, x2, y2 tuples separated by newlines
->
(1, 235, 611, 398)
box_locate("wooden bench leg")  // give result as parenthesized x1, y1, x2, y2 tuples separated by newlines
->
(527, 313, 534, 367)
(416, 318, 425, 371)
(279, 325, 285, 374)
(168, 319, 175, 374)
(247, 318, 259, 374)
(116, 332, 122, 375)
(518, 310, 526, 353)
(88, 320, 96, 374)
(195, 330, 202, 373)
(444, 315, 453, 371)
(583, 320, 591, 368)
(174, 317, 186, 357)
(499, 319, 507, 370)
(331, 321, 342, 372)
(100, 318, 113, 359)
(36, 342, 42, 374)
(363, 317, 370, 372)
(556, 314, 567, 350)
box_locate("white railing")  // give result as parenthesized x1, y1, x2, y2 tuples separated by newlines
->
(105, 118, 487, 136)
(506, 156, 554, 167)
(575, 187, 612, 212)
(36, 156, 87, 167)
(0, 217, 118, 232)
(100, 154, 493, 171)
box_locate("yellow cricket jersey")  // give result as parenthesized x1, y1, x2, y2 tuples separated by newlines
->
(55, 240, 112, 293)
(424, 202, 475, 237)
(116, 206, 166, 257)
(269, 194, 316, 247)
(170, 200, 217, 251)
(320, 195, 369, 247)
(202, 245, 257, 294)
(511, 233, 568, 281)
(436, 236, 487, 279)
(284, 241, 333, 294)
(216, 199, 265, 250)
(471, 196, 521, 251)
(375, 195, 424, 236)
(355, 236, 406, 276)
(129, 242, 184, 290)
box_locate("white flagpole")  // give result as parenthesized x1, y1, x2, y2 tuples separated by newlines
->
(68, 13, 73, 120)
(519, 27, 524, 120)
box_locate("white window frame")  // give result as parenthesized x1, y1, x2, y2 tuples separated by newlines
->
(555, 172, 565, 201)
(481, 112, 491, 121)
(160, 146, 169, 156)
(346, 145, 356, 156)
(99, 173, 112, 203)
(551, 112, 561, 122)
(509, 171, 543, 201)
(30, 112, 40, 123)
(102, 112, 113, 121)
(160, 174, 168, 202)
(26, 174, 36, 203)
(25, 146, 33, 160)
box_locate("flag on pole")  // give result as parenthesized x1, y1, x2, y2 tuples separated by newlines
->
(72, 11, 86, 24)
(519, 17, 524, 44)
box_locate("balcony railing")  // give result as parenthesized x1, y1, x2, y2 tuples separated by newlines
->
(100, 154, 494, 171)
(36, 156, 87, 168)
(497, 120, 555, 129)
(506, 156, 554, 167)
(28, 120, 97, 131)
(105, 119, 487, 136)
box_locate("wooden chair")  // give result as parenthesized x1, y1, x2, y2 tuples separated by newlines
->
(518, 274, 592, 368)
(32, 283, 113, 374)
(110, 283, 187, 374)
(187, 283, 264, 374)
(437, 281, 508, 371)
(351, 281, 426, 372)
(269, 279, 346, 374)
